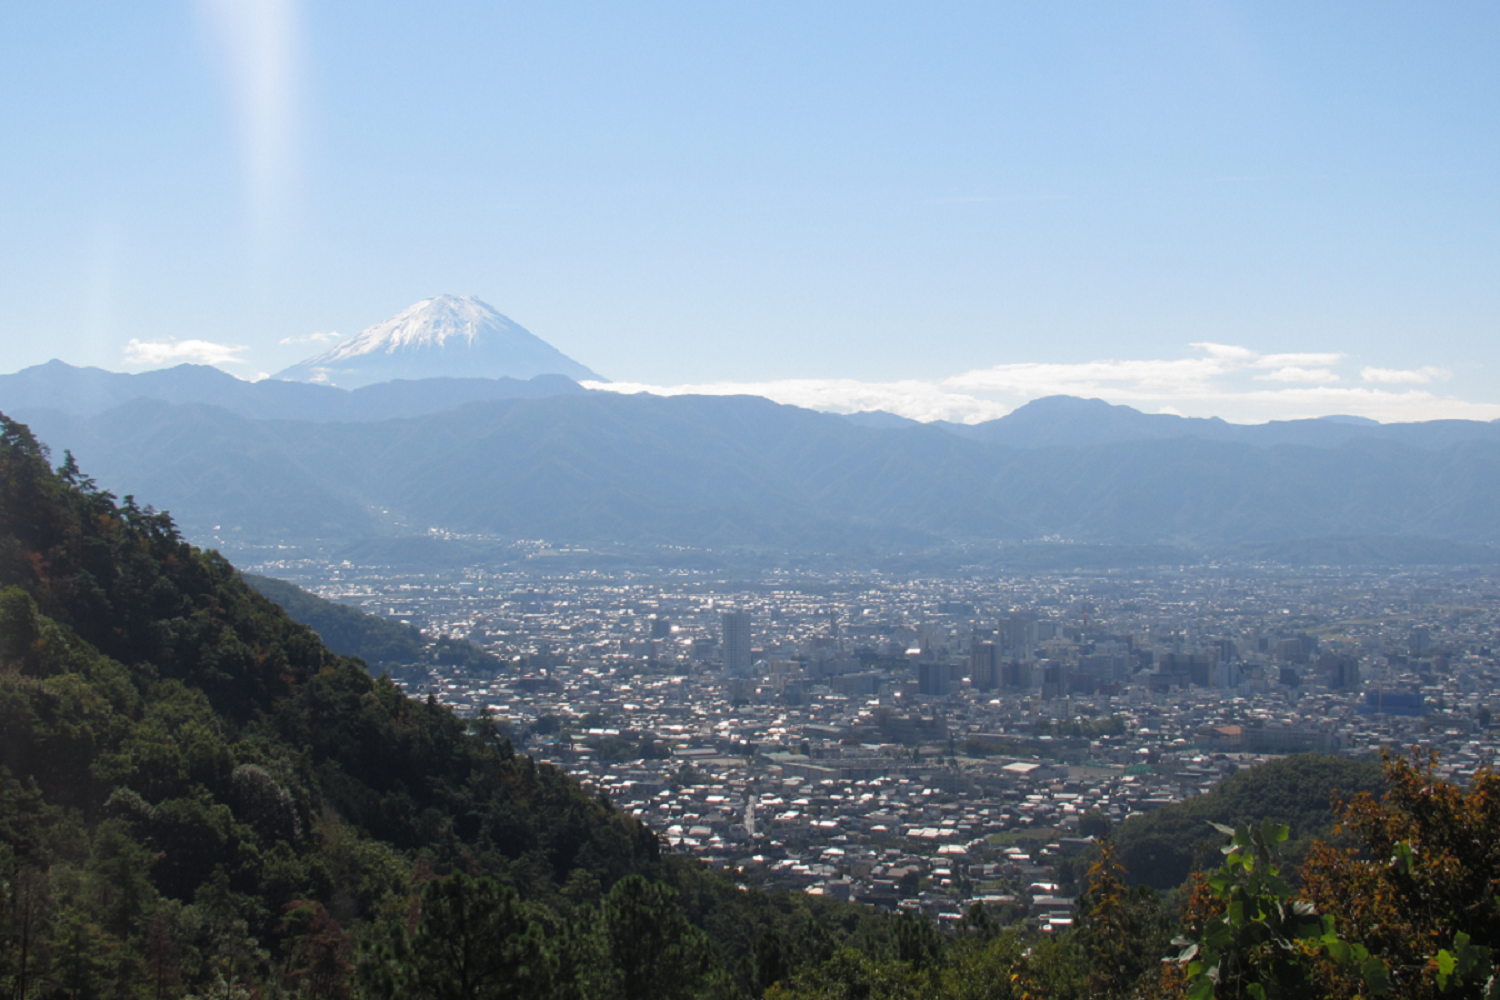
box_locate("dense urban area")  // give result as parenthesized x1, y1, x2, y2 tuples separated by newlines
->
(249, 552, 1500, 932)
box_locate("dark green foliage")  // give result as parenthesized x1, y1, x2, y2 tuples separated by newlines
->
(893, 909, 943, 970)
(590, 734, 673, 762)
(245, 572, 503, 672)
(753, 927, 796, 995)
(242, 573, 425, 667)
(595, 875, 718, 1000)
(1174, 820, 1390, 1000)
(358, 872, 553, 1000)
(1110, 754, 1384, 890)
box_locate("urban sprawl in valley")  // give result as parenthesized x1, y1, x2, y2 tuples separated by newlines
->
(248, 554, 1500, 932)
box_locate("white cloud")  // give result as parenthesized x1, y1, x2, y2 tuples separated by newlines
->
(587, 342, 1500, 426)
(1190, 341, 1258, 362)
(1195, 385, 1500, 424)
(587, 379, 1014, 424)
(1361, 365, 1450, 384)
(1251, 351, 1345, 369)
(945, 356, 1233, 396)
(1253, 367, 1339, 383)
(123, 339, 248, 367)
(279, 330, 341, 345)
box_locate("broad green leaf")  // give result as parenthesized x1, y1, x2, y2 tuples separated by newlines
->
(1362, 957, 1391, 996)
(1187, 975, 1217, 1000)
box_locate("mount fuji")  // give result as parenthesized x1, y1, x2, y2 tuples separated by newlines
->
(273, 295, 604, 388)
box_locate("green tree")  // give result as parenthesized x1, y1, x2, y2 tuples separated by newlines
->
(1075, 840, 1172, 999)
(766, 948, 922, 1000)
(1173, 819, 1388, 1000)
(891, 909, 942, 971)
(596, 875, 716, 1000)
(358, 872, 553, 1000)
(278, 900, 352, 999)
(753, 927, 796, 996)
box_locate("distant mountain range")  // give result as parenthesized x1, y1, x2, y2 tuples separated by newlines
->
(9, 381, 1500, 563)
(0, 359, 586, 420)
(8, 359, 1500, 450)
(888, 395, 1500, 451)
(274, 294, 603, 387)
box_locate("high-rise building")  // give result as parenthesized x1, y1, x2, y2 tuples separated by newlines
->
(1318, 652, 1361, 690)
(917, 659, 951, 697)
(1000, 616, 1035, 661)
(722, 611, 752, 676)
(1001, 659, 1032, 690)
(969, 642, 999, 691)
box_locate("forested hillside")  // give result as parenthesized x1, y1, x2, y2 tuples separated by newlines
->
(242, 572, 501, 673)
(0, 413, 890, 998)
(1107, 755, 1385, 890)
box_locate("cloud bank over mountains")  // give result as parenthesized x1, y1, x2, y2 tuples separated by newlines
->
(116, 298, 1488, 426)
(589, 342, 1490, 425)
(124, 338, 251, 369)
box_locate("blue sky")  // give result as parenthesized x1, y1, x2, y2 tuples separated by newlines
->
(3, 2, 1497, 423)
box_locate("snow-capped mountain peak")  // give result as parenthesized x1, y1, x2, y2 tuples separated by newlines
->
(314, 295, 498, 360)
(274, 295, 603, 388)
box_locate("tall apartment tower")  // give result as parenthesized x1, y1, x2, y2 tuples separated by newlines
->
(722, 611, 753, 676)
(969, 642, 1000, 691)
(1000, 616, 1036, 662)
(917, 659, 951, 697)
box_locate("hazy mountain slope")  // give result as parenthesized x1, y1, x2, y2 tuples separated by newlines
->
(947, 395, 1500, 450)
(360, 392, 944, 549)
(0, 359, 587, 420)
(18, 393, 1500, 553)
(242, 572, 423, 664)
(17, 400, 380, 541)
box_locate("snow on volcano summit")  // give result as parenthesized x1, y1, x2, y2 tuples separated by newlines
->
(273, 295, 604, 388)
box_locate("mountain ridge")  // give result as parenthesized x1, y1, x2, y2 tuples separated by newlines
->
(0, 358, 587, 420)
(15, 392, 1500, 558)
(10, 360, 1500, 451)
(930, 394, 1500, 449)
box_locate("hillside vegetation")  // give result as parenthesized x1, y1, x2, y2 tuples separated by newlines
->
(242, 572, 500, 673)
(1109, 755, 1385, 890)
(0, 413, 889, 998)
